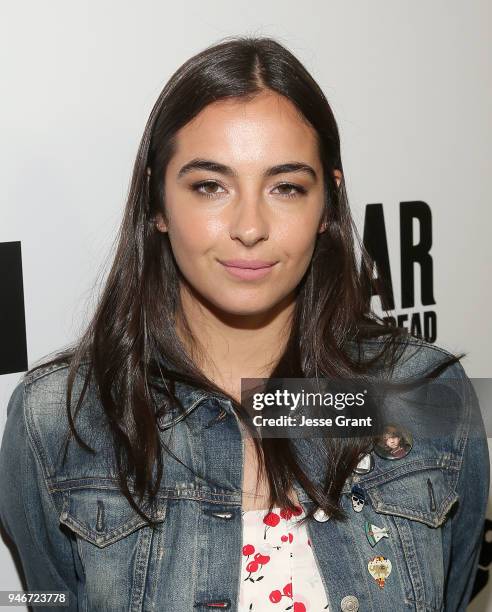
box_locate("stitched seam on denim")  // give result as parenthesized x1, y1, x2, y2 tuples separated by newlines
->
(60, 514, 148, 546)
(372, 488, 458, 519)
(59, 492, 157, 547)
(157, 395, 210, 429)
(369, 487, 458, 527)
(131, 526, 152, 612)
(394, 517, 427, 609)
(190, 503, 201, 609)
(24, 383, 56, 480)
(187, 416, 201, 490)
(437, 365, 473, 502)
(48, 479, 243, 501)
(74, 535, 86, 590)
(23, 362, 72, 386)
(404, 598, 443, 610)
(21, 414, 72, 591)
(23, 383, 71, 530)
(149, 524, 164, 610)
(455, 365, 473, 475)
(351, 460, 460, 493)
(385, 515, 413, 603)
(394, 520, 442, 612)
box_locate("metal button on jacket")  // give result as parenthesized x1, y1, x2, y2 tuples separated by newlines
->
(340, 594, 359, 611)
(313, 506, 330, 522)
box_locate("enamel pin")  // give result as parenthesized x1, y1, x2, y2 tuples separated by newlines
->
(353, 452, 375, 475)
(368, 556, 392, 588)
(351, 484, 365, 512)
(365, 521, 389, 547)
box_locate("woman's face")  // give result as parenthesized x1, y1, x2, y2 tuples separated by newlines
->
(156, 90, 341, 317)
(385, 434, 401, 450)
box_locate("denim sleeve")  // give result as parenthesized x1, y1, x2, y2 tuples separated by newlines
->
(0, 379, 78, 612)
(443, 366, 490, 611)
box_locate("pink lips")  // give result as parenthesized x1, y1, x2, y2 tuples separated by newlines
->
(219, 259, 277, 280)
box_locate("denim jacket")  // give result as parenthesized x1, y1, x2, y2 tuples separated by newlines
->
(0, 337, 489, 612)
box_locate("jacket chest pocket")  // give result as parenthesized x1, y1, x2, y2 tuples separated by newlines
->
(58, 487, 167, 611)
(364, 466, 459, 612)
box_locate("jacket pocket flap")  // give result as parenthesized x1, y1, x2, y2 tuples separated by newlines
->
(59, 488, 166, 548)
(366, 468, 459, 528)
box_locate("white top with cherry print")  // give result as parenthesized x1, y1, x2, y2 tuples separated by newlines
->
(239, 505, 330, 612)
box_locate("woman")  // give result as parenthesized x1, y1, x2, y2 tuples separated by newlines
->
(0, 36, 488, 612)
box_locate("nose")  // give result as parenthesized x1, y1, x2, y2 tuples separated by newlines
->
(228, 191, 269, 246)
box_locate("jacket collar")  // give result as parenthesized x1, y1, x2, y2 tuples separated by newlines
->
(152, 354, 236, 430)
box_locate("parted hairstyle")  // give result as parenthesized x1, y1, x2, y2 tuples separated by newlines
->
(30, 35, 462, 527)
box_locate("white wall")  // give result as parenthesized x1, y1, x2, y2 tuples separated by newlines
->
(1, 1, 491, 609)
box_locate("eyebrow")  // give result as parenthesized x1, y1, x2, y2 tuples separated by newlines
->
(177, 158, 317, 181)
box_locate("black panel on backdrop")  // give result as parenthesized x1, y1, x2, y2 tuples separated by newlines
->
(400, 201, 435, 308)
(363, 201, 437, 343)
(0, 241, 28, 375)
(362, 203, 395, 310)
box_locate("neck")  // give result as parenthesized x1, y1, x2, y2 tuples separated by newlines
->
(175, 281, 296, 401)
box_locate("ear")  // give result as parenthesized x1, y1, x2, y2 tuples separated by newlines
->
(333, 169, 343, 188)
(155, 211, 168, 233)
(318, 215, 328, 233)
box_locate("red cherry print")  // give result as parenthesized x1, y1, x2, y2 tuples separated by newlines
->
(263, 511, 280, 539)
(292, 505, 303, 516)
(281, 535, 288, 542)
(293, 603, 306, 612)
(256, 554, 270, 565)
(288, 532, 293, 543)
(280, 507, 293, 520)
(242, 544, 255, 556)
(246, 560, 259, 573)
(269, 590, 282, 603)
(263, 512, 280, 527)
(283, 582, 293, 598)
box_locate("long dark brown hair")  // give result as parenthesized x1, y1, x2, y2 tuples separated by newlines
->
(29, 35, 462, 527)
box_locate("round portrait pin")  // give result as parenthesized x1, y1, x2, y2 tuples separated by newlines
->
(374, 424, 413, 460)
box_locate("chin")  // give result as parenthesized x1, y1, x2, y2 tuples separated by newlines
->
(211, 298, 274, 318)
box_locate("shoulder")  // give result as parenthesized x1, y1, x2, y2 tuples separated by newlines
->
(20, 356, 93, 403)
(354, 333, 468, 380)
(15, 359, 88, 434)
(360, 333, 477, 415)
(353, 334, 481, 453)
(23, 358, 74, 391)
(5, 357, 103, 478)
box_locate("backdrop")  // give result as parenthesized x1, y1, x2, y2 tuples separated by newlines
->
(1, 1, 490, 609)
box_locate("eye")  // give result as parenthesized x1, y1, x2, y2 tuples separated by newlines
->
(190, 180, 307, 200)
(191, 180, 226, 199)
(272, 183, 307, 199)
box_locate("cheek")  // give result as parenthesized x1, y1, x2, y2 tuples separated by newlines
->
(167, 213, 222, 261)
(275, 220, 318, 266)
